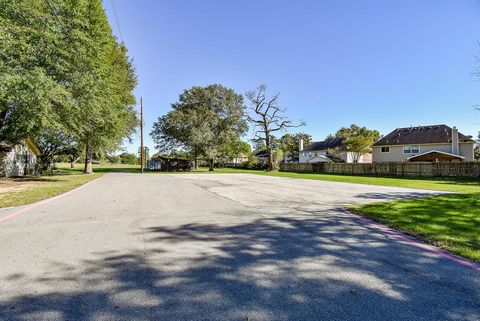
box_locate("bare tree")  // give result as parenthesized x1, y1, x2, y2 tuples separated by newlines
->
(246, 85, 304, 170)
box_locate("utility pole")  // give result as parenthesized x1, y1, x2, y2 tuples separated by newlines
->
(140, 97, 144, 173)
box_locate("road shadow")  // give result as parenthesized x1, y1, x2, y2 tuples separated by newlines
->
(1, 212, 479, 321)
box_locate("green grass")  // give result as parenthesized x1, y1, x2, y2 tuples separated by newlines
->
(0, 173, 102, 208)
(56, 162, 141, 174)
(0, 163, 141, 208)
(352, 193, 480, 261)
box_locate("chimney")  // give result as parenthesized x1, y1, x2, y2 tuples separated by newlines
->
(299, 138, 304, 152)
(451, 126, 459, 155)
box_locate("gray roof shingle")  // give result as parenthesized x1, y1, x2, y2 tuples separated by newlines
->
(303, 138, 344, 151)
(373, 124, 474, 146)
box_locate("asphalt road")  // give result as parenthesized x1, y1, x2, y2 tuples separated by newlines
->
(0, 173, 478, 321)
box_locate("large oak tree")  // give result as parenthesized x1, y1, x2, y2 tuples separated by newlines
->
(151, 85, 248, 170)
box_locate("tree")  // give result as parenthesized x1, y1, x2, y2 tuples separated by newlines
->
(280, 133, 312, 162)
(138, 146, 150, 167)
(0, 0, 73, 144)
(0, 1, 138, 175)
(335, 124, 380, 163)
(119, 152, 137, 164)
(219, 138, 251, 163)
(57, 0, 137, 174)
(36, 130, 76, 173)
(475, 133, 480, 161)
(151, 84, 248, 171)
(246, 85, 304, 170)
(251, 137, 266, 152)
(106, 154, 121, 164)
(63, 140, 83, 169)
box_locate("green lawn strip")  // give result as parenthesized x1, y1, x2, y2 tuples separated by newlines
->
(0, 173, 102, 209)
(56, 163, 141, 174)
(350, 193, 480, 262)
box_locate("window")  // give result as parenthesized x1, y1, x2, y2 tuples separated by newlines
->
(403, 145, 420, 154)
(381, 147, 390, 153)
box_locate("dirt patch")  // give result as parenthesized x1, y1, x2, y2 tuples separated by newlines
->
(0, 179, 37, 193)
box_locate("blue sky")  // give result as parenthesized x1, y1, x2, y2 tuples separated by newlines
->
(103, 0, 480, 153)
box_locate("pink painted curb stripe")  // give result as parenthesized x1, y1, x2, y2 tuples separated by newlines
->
(0, 176, 103, 223)
(347, 211, 480, 271)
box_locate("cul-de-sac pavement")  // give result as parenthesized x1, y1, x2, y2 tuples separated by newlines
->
(0, 173, 479, 321)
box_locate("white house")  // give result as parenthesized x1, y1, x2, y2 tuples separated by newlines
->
(372, 125, 475, 162)
(299, 138, 372, 163)
(0, 139, 40, 177)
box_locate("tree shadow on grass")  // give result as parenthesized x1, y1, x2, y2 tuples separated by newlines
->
(3, 177, 64, 183)
(354, 191, 443, 200)
(1, 213, 479, 321)
(354, 193, 480, 261)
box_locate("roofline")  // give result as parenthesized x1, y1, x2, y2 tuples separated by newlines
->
(373, 141, 475, 147)
(393, 124, 447, 130)
(406, 150, 465, 160)
(372, 124, 475, 146)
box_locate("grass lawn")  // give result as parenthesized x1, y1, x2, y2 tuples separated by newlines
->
(0, 163, 139, 208)
(0, 173, 102, 209)
(57, 162, 141, 174)
(352, 194, 480, 262)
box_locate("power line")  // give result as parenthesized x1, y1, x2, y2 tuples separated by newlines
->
(110, 0, 124, 43)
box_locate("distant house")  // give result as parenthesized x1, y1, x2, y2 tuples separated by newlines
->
(225, 154, 248, 164)
(0, 138, 40, 177)
(372, 125, 475, 163)
(147, 156, 194, 171)
(298, 138, 371, 163)
(253, 149, 269, 165)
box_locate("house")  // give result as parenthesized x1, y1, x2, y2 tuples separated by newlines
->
(147, 156, 194, 171)
(298, 138, 372, 163)
(225, 154, 249, 164)
(253, 149, 269, 165)
(372, 125, 475, 163)
(0, 138, 40, 177)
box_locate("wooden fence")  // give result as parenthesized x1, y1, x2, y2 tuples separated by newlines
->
(279, 162, 480, 177)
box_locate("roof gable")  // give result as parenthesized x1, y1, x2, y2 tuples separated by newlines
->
(373, 125, 474, 146)
(253, 149, 269, 157)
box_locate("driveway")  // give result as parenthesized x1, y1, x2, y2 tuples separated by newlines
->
(0, 173, 478, 321)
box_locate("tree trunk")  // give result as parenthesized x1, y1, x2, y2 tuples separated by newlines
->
(194, 151, 198, 169)
(70, 157, 80, 168)
(83, 141, 93, 174)
(209, 158, 214, 171)
(265, 131, 273, 171)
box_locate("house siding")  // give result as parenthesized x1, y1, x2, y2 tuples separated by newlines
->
(299, 150, 327, 163)
(459, 143, 474, 161)
(0, 143, 38, 177)
(300, 150, 371, 163)
(372, 142, 475, 162)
